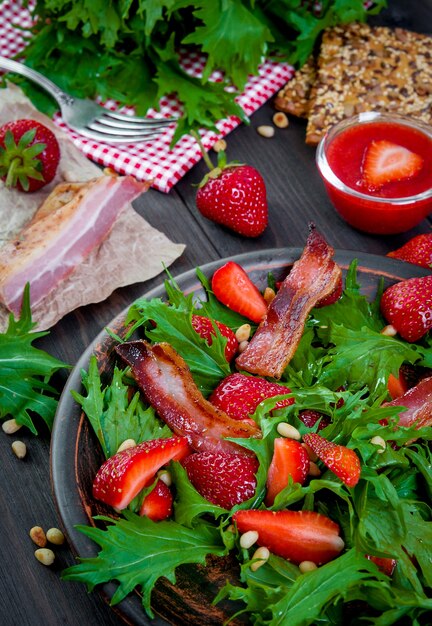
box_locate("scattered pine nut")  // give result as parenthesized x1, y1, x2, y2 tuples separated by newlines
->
(34, 548, 55, 566)
(30, 526, 47, 548)
(213, 138, 227, 152)
(235, 323, 251, 343)
(240, 530, 259, 549)
(2, 418, 22, 434)
(263, 287, 276, 304)
(46, 528, 65, 546)
(370, 435, 386, 453)
(226, 524, 236, 534)
(381, 324, 397, 337)
(11, 440, 27, 459)
(302, 443, 318, 462)
(277, 422, 301, 440)
(117, 438, 136, 453)
(273, 112, 289, 128)
(250, 546, 270, 571)
(308, 461, 321, 477)
(238, 340, 249, 354)
(299, 560, 318, 573)
(157, 469, 172, 486)
(257, 125, 275, 138)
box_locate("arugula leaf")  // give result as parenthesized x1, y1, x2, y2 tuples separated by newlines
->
(62, 510, 227, 618)
(0, 285, 69, 433)
(71, 355, 171, 459)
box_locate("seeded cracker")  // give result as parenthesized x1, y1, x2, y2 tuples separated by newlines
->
(274, 55, 316, 118)
(305, 23, 432, 145)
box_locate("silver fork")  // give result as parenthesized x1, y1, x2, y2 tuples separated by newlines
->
(0, 56, 175, 144)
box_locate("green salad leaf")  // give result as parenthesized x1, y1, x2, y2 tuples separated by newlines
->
(0, 284, 69, 433)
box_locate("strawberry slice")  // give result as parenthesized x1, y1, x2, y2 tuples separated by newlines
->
(298, 409, 331, 430)
(209, 373, 294, 422)
(183, 450, 258, 509)
(388, 233, 432, 269)
(302, 433, 361, 487)
(93, 436, 191, 510)
(380, 275, 432, 342)
(366, 555, 397, 576)
(362, 140, 424, 190)
(211, 261, 268, 323)
(265, 438, 310, 506)
(387, 371, 408, 400)
(140, 479, 173, 521)
(233, 509, 344, 565)
(191, 314, 238, 361)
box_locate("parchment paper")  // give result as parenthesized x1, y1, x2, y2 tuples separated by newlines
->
(0, 85, 185, 331)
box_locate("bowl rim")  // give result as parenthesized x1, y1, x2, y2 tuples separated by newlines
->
(316, 111, 432, 206)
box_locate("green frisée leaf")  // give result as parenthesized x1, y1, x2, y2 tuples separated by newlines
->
(0, 284, 69, 433)
(62, 510, 228, 618)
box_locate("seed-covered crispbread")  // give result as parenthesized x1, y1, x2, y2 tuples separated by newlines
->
(305, 23, 432, 145)
(274, 55, 316, 119)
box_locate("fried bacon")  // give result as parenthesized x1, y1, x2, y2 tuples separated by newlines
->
(236, 227, 342, 379)
(382, 375, 432, 434)
(115, 340, 260, 455)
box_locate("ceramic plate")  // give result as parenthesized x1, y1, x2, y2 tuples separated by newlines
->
(51, 247, 429, 625)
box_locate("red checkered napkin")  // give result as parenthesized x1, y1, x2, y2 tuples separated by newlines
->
(0, 1, 293, 193)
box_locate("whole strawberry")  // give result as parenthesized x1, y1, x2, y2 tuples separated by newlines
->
(380, 275, 432, 342)
(387, 234, 432, 269)
(0, 119, 60, 192)
(195, 148, 268, 237)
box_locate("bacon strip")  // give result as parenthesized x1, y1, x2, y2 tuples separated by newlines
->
(236, 227, 342, 379)
(115, 340, 261, 455)
(382, 375, 432, 433)
(0, 174, 148, 314)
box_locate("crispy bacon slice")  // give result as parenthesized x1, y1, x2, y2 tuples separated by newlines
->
(236, 227, 342, 379)
(0, 174, 148, 314)
(382, 375, 432, 433)
(115, 340, 260, 455)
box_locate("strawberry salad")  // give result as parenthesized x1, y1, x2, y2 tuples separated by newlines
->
(63, 228, 432, 625)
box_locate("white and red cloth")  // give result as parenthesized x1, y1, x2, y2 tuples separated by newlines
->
(0, 1, 293, 192)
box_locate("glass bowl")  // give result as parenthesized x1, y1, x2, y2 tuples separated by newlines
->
(316, 112, 432, 235)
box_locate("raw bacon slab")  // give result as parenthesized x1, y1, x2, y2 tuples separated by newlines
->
(236, 227, 342, 379)
(115, 340, 260, 456)
(0, 174, 148, 314)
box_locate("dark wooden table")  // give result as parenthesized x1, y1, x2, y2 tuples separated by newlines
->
(1, 2, 431, 624)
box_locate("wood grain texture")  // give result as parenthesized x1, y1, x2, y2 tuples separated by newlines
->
(1, 1, 431, 624)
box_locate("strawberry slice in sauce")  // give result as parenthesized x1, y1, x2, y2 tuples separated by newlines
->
(362, 140, 423, 190)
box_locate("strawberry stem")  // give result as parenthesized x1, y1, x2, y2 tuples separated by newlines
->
(5, 157, 23, 189)
(191, 130, 215, 172)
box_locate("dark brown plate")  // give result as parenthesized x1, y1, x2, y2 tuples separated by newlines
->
(50, 247, 429, 626)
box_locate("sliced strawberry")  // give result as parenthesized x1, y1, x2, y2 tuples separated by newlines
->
(298, 409, 331, 431)
(140, 479, 173, 521)
(93, 436, 191, 510)
(366, 555, 397, 576)
(209, 373, 293, 422)
(183, 450, 258, 509)
(211, 261, 267, 323)
(302, 433, 361, 487)
(191, 314, 238, 361)
(387, 371, 408, 400)
(233, 509, 344, 565)
(265, 438, 310, 506)
(387, 233, 432, 269)
(380, 275, 432, 342)
(362, 140, 424, 190)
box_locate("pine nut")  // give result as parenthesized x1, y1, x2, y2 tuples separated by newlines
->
(263, 287, 276, 304)
(117, 438, 136, 453)
(240, 530, 259, 549)
(302, 443, 318, 462)
(257, 125, 275, 138)
(250, 546, 270, 571)
(46, 528, 65, 545)
(11, 440, 27, 459)
(157, 469, 172, 486)
(34, 548, 55, 566)
(381, 324, 397, 337)
(273, 112, 289, 128)
(370, 435, 386, 453)
(30, 526, 47, 548)
(213, 138, 227, 152)
(299, 560, 318, 573)
(2, 418, 22, 434)
(308, 461, 321, 477)
(277, 422, 301, 440)
(235, 323, 251, 343)
(238, 340, 249, 353)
